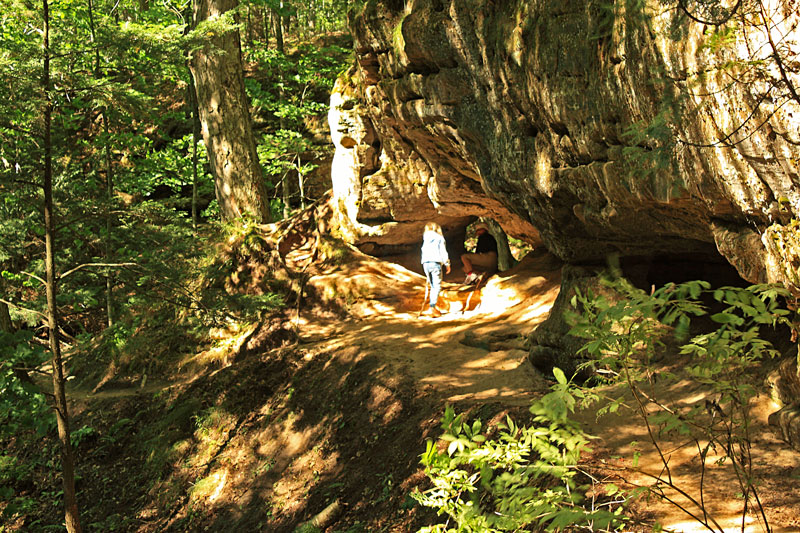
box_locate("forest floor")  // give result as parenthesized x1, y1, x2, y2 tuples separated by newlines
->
(284, 246, 800, 533)
(14, 238, 800, 532)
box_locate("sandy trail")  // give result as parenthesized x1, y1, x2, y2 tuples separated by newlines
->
(300, 250, 561, 405)
(299, 249, 800, 532)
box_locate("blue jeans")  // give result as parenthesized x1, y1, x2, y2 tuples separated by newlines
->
(423, 262, 442, 308)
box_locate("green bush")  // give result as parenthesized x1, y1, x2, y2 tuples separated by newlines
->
(568, 276, 793, 531)
(412, 375, 627, 532)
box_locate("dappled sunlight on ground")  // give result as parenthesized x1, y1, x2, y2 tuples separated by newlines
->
(575, 370, 800, 532)
(301, 246, 800, 531)
(63, 234, 800, 532)
(295, 250, 564, 409)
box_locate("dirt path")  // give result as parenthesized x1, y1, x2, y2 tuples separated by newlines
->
(300, 250, 561, 405)
(61, 243, 799, 532)
(300, 249, 800, 532)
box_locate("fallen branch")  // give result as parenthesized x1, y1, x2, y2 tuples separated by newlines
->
(300, 499, 342, 530)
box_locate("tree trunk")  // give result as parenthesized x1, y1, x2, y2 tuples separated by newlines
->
(245, 4, 253, 47)
(103, 114, 114, 328)
(296, 155, 306, 210)
(89, 0, 114, 327)
(268, 4, 270, 44)
(0, 300, 13, 333)
(190, 73, 200, 229)
(273, 5, 284, 54)
(42, 2, 82, 531)
(190, 0, 271, 223)
(485, 219, 514, 272)
(282, 174, 290, 219)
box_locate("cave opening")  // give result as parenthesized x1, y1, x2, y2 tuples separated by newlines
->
(609, 248, 795, 358)
(617, 250, 750, 293)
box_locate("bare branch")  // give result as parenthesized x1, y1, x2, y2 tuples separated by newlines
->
(0, 298, 47, 320)
(60, 262, 137, 279)
(758, 1, 800, 106)
(677, 94, 791, 148)
(677, 0, 742, 26)
(21, 271, 47, 285)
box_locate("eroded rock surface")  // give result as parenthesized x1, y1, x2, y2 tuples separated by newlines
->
(329, 0, 800, 289)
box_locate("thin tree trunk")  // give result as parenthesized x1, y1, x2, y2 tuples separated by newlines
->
(282, 174, 290, 218)
(190, 73, 200, 229)
(190, 0, 271, 223)
(245, 4, 253, 47)
(297, 155, 306, 210)
(42, 2, 82, 531)
(268, 4, 270, 47)
(89, 0, 113, 328)
(103, 114, 114, 328)
(274, 5, 284, 53)
(87, 0, 101, 71)
(0, 300, 12, 333)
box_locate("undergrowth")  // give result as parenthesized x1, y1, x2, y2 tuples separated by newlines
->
(414, 273, 795, 532)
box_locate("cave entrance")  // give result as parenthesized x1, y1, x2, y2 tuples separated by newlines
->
(356, 217, 534, 286)
(616, 250, 751, 293)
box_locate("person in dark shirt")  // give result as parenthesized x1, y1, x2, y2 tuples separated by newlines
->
(460, 222, 497, 284)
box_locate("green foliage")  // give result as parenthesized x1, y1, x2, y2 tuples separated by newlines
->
(619, 86, 682, 197)
(0, 330, 51, 438)
(0, 453, 36, 521)
(127, 133, 214, 198)
(0, 0, 350, 528)
(197, 223, 288, 326)
(413, 390, 627, 532)
(244, 43, 349, 217)
(245, 44, 350, 126)
(568, 275, 793, 529)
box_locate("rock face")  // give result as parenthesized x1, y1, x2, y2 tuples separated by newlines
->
(328, 0, 800, 289)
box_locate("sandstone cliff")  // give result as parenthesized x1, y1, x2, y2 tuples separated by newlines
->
(328, 0, 800, 289)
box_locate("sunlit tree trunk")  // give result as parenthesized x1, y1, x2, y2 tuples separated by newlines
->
(282, 174, 290, 218)
(190, 0, 271, 223)
(42, 2, 82, 531)
(296, 155, 306, 210)
(190, 74, 200, 229)
(262, 5, 269, 44)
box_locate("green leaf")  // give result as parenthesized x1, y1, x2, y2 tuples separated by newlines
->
(710, 312, 742, 325)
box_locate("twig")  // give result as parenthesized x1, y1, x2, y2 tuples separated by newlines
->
(584, 461, 726, 532)
(21, 271, 46, 285)
(60, 262, 137, 279)
(0, 298, 47, 320)
(677, 0, 742, 26)
(759, 0, 800, 107)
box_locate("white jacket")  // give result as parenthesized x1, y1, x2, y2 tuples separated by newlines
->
(420, 230, 450, 266)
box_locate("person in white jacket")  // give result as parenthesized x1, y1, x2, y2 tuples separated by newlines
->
(420, 222, 451, 317)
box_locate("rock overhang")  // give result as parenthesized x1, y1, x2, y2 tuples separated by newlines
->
(329, 0, 800, 289)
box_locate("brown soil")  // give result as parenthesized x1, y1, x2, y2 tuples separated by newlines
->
(290, 247, 800, 532)
(29, 244, 800, 532)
